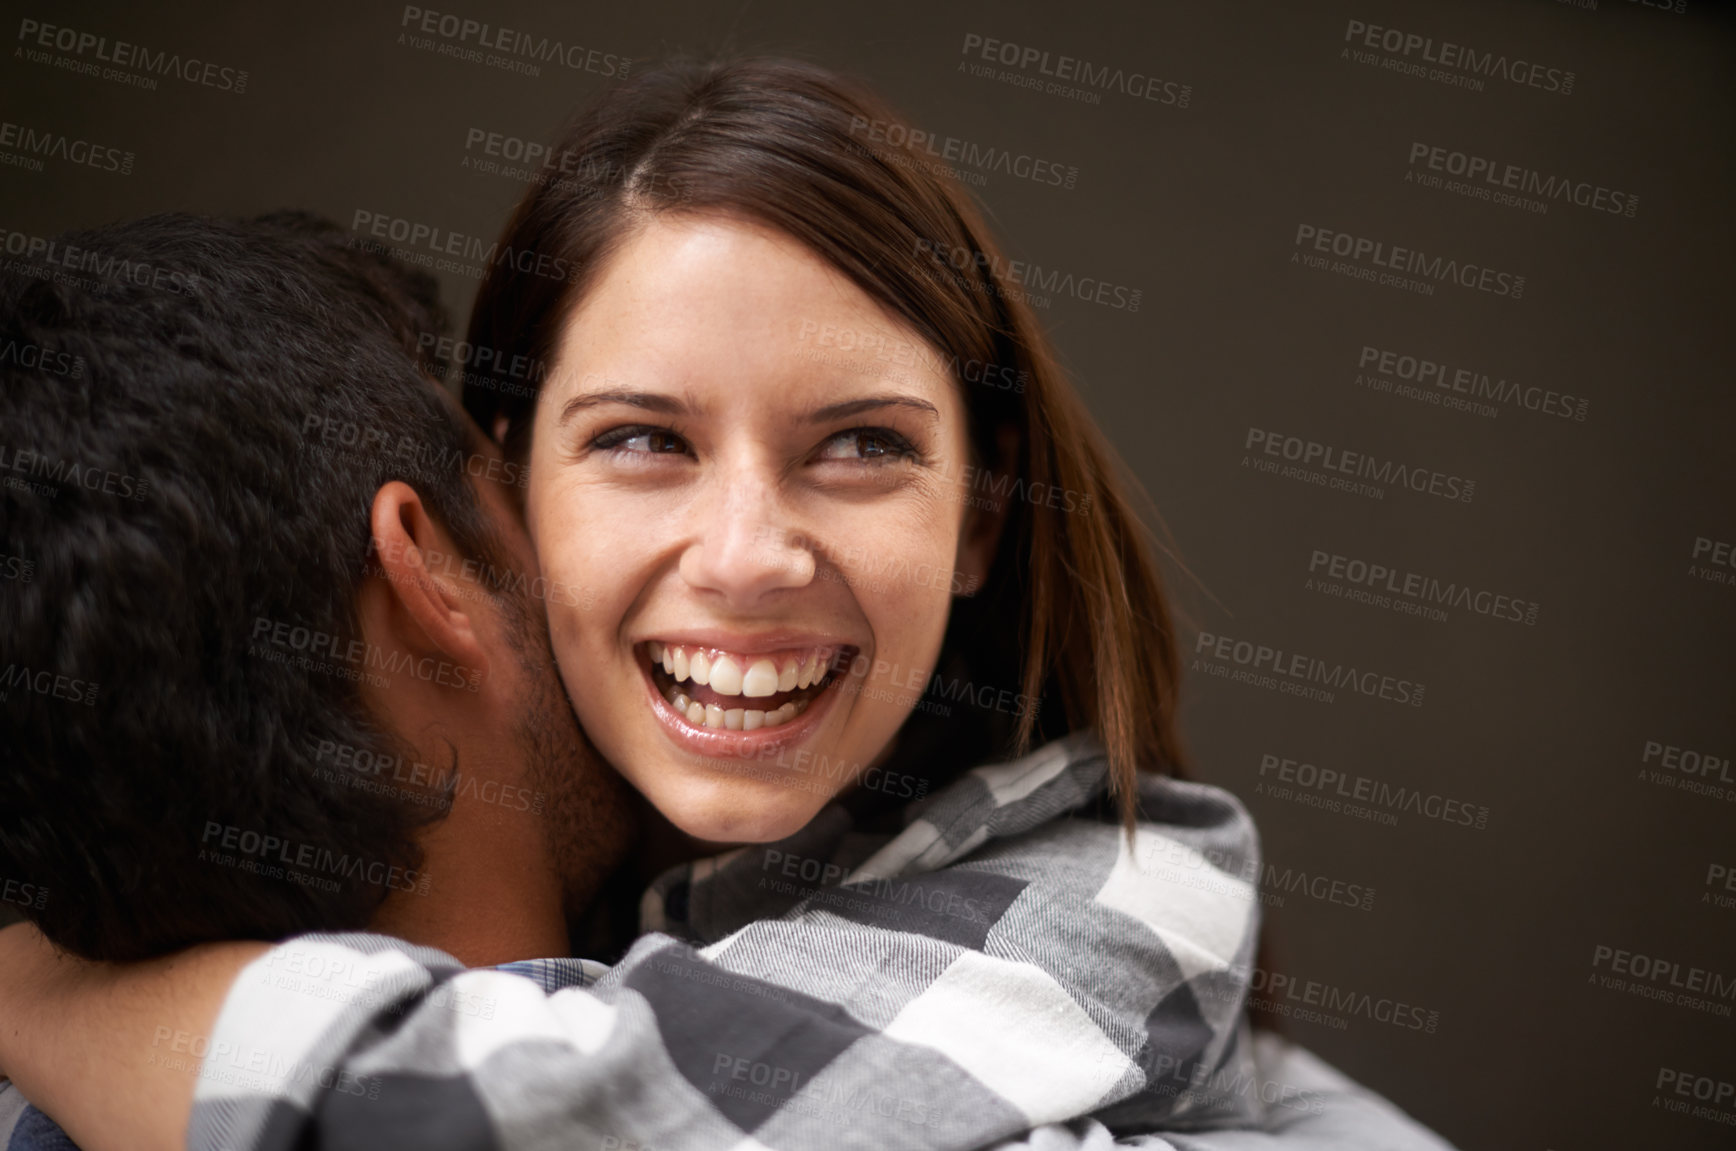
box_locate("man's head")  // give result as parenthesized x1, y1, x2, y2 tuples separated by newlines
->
(0, 212, 625, 962)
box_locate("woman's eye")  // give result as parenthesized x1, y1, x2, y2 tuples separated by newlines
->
(592, 425, 689, 456)
(816, 428, 918, 462)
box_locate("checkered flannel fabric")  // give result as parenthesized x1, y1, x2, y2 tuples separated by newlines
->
(188, 732, 1266, 1151)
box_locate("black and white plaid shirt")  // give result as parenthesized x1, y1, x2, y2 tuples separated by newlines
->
(0, 734, 1455, 1150)
(175, 732, 1283, 1150)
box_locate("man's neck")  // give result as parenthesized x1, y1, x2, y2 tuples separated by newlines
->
(369, 797, 573, 967)
(362, 721, 575, 968)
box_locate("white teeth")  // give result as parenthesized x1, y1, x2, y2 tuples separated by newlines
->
(742, 658, 780, 698)
(661, 667, 812, 731)
(655, 644, 840, 731)
(708, 655, 743, 695)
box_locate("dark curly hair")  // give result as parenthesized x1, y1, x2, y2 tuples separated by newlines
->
(0, 211, 502, 960)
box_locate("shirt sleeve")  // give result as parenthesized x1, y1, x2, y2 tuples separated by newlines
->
(975, 1031, 1460, 1151)
(188, 803, 1264, 1151)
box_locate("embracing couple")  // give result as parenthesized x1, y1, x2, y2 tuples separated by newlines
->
(0, 57, 1453, 1151)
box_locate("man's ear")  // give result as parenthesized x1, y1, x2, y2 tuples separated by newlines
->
(359, 481, 488, 680)
(954, 424, 1019, 597)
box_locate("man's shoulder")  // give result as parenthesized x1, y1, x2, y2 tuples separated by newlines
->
(0, 1081, 27, 1146)
(0, 1083, 80, 1151)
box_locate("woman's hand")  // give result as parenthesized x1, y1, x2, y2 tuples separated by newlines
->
(0, 922, 268, 1151)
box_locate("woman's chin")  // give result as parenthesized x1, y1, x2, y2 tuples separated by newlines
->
(650, 772, 833, 847)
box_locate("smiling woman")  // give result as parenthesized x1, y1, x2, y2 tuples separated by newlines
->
(465, 56, 1190, 846)
(0, 55, 1458, 1151)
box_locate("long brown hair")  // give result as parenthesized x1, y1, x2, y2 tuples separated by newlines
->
(462, 56, 1187, 827)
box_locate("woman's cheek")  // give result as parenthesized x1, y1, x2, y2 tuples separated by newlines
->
(851, 522, 956, 699)
(536, 479, 628, 616)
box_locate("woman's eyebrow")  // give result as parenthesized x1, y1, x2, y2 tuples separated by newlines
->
(807, 395, 940, 423)
(557, 390, 688, 425)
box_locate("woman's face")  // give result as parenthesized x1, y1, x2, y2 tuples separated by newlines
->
(525, 214, 994, 844)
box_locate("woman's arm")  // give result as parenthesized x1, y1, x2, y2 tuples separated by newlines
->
(1, 750, 1269, 1151)
(0, 840, 1258, 1151)
(0, 923, 267, 1151)
(3, 921, 1185, 1151)
(981, 1032, 1460, 1151)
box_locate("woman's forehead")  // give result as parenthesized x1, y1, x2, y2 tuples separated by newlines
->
(562, 215, 896, 334)
(540, 217, 957, 411)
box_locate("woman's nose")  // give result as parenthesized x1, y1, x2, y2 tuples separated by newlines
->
(678, 475, 816, 605)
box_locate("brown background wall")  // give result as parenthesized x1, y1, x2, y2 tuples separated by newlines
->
(2, 1, 1731, 1147)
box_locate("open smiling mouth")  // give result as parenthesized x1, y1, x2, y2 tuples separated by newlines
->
(639, 641, 853, 733)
